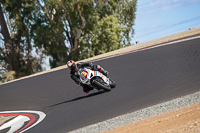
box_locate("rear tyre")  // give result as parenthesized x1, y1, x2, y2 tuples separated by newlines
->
(92, 80, 111, 91)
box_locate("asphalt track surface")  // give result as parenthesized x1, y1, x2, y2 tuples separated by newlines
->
(0, 37, 200, 133)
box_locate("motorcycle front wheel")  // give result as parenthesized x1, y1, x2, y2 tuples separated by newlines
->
(92, 80, 111, 91)
(109, 78, 116, 88)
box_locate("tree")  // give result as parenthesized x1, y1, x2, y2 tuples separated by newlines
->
(34, 0, 137, 66)
(0, 0, 137, 81)
(0, 2, 44, 80)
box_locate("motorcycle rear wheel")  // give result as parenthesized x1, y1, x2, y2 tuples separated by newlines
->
(92, 80, 111, 91)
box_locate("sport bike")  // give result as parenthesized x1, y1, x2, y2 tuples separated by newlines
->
(79, 68, 116, 91)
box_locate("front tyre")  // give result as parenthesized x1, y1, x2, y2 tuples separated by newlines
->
(109, 78, 116, 88)
(92, 80, 111, 91)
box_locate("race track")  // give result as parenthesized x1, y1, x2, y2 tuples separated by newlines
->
(0, 37, 200, 133)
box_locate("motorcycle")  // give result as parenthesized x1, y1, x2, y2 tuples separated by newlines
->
(79, 68, 116, 91)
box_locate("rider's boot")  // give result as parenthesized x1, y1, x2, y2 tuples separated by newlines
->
(101, 69, 109, 77)
(96, 65, 109, 77)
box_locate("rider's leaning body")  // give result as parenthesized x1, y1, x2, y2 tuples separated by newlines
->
(67, 60, 109, 93)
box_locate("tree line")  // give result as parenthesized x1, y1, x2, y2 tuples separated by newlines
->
(0, 0, 137, 82)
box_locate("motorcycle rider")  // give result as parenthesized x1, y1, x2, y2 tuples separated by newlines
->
(67, 60, 109, 93)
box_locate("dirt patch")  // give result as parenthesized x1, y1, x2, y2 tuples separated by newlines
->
(103, 103, 200, 133)
(0, 115, 16, 126)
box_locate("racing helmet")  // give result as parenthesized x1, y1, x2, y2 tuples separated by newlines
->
(67, 60, 77, 71)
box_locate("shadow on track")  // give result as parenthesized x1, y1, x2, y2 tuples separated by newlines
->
(49, 91, 106, 107)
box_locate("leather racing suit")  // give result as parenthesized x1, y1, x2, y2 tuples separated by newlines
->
(70, 62, 109, 93)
